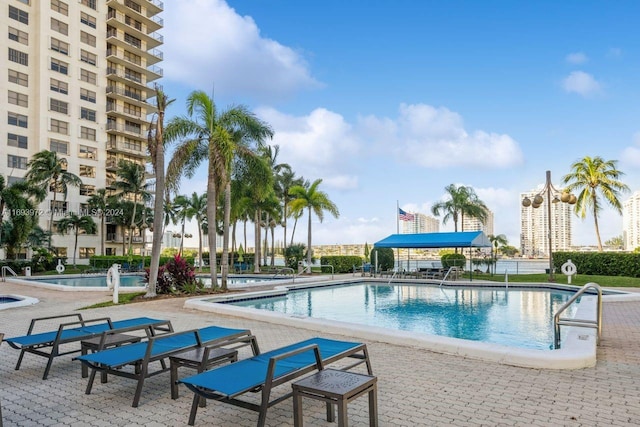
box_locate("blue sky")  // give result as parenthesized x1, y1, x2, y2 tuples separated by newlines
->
(160, 0, 640, 249)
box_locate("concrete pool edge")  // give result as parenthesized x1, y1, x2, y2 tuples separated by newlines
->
(0, 294, 39, 310)
(183, 280, 635, 370)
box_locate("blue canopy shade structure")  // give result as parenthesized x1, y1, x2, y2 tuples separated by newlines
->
(374, 231, 492, 249)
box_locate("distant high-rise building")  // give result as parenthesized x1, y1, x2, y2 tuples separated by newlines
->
(400, 212, 439, 234)
(1, 0, 163, 260)
(623, 191, 640, 251)
(520, 188, 572, 257)
(462, 209, 494, 236)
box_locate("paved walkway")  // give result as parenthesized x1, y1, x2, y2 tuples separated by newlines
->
(1, 281, 640, 426)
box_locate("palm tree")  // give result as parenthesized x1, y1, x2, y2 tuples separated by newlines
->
(0, 175, 45, 258)
(432, 184, 487, 233)
(186, 192, 207, 272)
(289, 179, 340, 272)
(25, 150, 82, 249)
(56, 213, 97, 267)
(459, 188, 488, 231)
(172, 194, 191, 256)
(87, 188, 109, 256)
(562, 156, 630, 251)
(114, 160, 150, 256)
(166, 90, 273, 289)
(488, 234, 508, 274)
(276, 169, 303, 254)
(146, 84, 175, 297)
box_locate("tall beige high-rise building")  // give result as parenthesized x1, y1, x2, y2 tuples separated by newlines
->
(400, 212, 439, 234)
(623, 191, 640, 251)
(461, 208, 494, 236)
(1, 0, 163, 261)
(520, 188, 572, 257)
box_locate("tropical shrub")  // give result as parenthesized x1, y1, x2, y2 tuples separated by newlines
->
(320, 256, 363, 273)
(145, 254, 203, 294)
(441, 253, 466, 269)
(370, 247, 394, 271)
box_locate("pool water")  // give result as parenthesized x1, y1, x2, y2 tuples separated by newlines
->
(0, 296, 20, 303)
(227, 283, 581, 350)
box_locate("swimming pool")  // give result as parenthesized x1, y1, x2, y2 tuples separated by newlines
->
(24, 275, 144, 287)
(0, 294, 39, 310)
(223, 283, 579, 350)
(185, 279, 610, 369)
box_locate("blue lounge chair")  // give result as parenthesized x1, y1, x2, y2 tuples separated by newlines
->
(75, 326, 256, 407)
(179, 337, 373, 426)
(4, 314, 171, 380)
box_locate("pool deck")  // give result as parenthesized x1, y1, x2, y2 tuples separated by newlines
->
(1, 278, 640, 426)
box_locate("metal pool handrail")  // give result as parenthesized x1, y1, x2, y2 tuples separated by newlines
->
(1, 266, 18, 282)
(553, 282, 602, 349)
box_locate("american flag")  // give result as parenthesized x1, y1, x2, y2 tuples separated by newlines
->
(398, 208, 415, 221)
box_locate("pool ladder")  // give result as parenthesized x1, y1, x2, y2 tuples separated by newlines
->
(553, 282, 602, 349)
(1, 266, 18, 282)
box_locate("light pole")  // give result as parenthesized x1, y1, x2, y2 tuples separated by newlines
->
(522, 170, 576, 281)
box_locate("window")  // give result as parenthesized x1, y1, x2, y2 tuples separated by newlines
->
(125, 121, 142, 134)
(123, 103, 141, 117)
(79, 145, 97, 159)
(79, 184, 96, 196)
(80, 88, 96, 103)
(8, 91, 28, 107)
(51, 38, 69, 55)
(50, 78, 68, 94)
(50, 118, 68, 134)
(80, 69, 96, 85)
(8, 48, 28, 65)
(9, 27, 28, 45)
(50, 139, 68, 154)
(80, 126, 96, 140)
(80, 12, 96, 28)
(105, 248, 116, 256)
(17, 0, 30, 5)
(79, 247, 96, 259)
(50, 200, 68, 213)
(50, 98, 68, 114)
(124, 33, 141, 48)
(125, 15, 143, 31)
(51, 18, 68, 35)
(123, 138, 142, 152)
(125, 0, 141, 13)
(8, 112, 28, 128)
(9, 6, 29, 25)
(9, 70, 28, 86)
(79, 165, 96, 178)
(81, 0, 97, 10)
(8, 176, 24, 185)
(80, 31, 96, 47)
(80, 50, 97, 66)
(8, 133, 28, 149)
(7, 154, 28, 169)
(51, 58, 68, 75)
(51, 0, 68, 16)
(124, 50, 142, 66)
(81, 107, 96, 121)
(54, 247, 68, 257)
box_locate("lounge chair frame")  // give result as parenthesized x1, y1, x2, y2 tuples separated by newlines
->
(77, 326, 256, 407)
(5, 314, 172, 380)
(181, 338, 372, 427)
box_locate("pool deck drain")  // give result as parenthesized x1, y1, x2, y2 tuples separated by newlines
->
(1, 278, 640, 426)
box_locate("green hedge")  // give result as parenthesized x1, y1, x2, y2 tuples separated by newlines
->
(441, 253, 466, 269)
(90, 255, 195, 269)
(320, 256, 364, 274)
(554, 252, 640, 277)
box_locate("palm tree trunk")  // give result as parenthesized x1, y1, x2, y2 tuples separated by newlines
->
(148, 141, 165, 297)
(197, 219, 203, 273)
(253, 210, 261, 273)
(48, 190, 57, 249)
(221, 181, 231, 290)
(128, 194, 137, 257)
(206, 162, 218, 288)
(290, 217, 298, 246)
(593, 200, 604, 251)
(282, 203, 288, 256)
(100, 215, 105, 256)
(270, 225, 275, 267)
(306, 207, 312, 273)
(73, 229, 78, 267)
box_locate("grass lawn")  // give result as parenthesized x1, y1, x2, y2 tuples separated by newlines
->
(470, 272, 640, 288)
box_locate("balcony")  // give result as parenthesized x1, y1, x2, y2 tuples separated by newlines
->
(107, 103, 143, 119)
(106, 120, 144, 136)
(107, 139, 145, 155)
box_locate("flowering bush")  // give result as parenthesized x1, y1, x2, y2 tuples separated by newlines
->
(145, 254, 203, 294)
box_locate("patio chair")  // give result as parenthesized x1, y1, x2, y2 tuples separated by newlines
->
(4, 314, 172, 379)
(179, 337, 373, 426)
(75, 326, 256, 407)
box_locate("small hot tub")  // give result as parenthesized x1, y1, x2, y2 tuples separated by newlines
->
(0, 294, 39, 310)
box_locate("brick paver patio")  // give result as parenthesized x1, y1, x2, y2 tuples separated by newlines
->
(1, 280, 639, 426)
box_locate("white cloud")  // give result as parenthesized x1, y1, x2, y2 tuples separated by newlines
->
(162, 0, 320, 101)
(565, 52, 588, 64)
(255, 107, 361, 188)
(562, 71, 602, 97)
(621, 132, 640, 166)
(358, 103, 524, 168)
